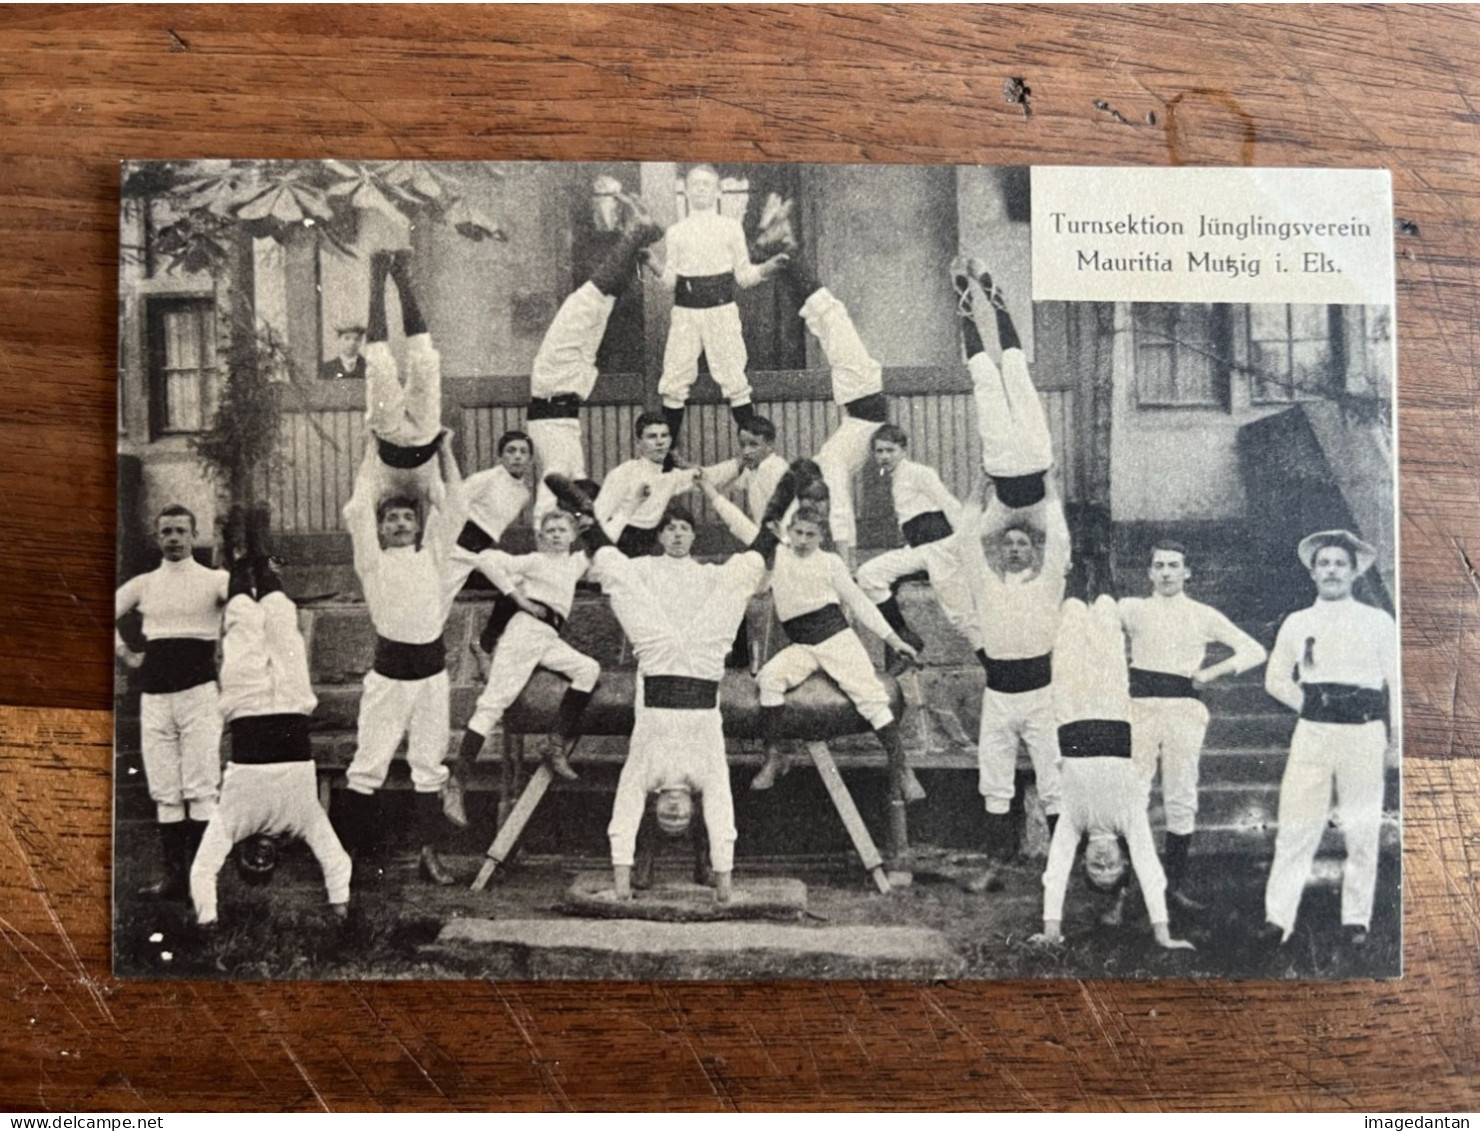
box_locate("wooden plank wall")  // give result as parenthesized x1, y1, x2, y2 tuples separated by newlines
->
(262, 390, 1076, 534)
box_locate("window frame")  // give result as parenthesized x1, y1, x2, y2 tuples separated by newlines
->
(146, 294, 220, 439)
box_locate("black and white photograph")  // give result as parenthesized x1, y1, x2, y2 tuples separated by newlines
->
(112, 158, 1399, 981)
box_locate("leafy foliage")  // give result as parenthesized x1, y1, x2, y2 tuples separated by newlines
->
(122, 160, 506, 507)
(122, 159, 504, 274)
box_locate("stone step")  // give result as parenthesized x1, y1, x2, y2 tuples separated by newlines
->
(429, 918, 967, 980)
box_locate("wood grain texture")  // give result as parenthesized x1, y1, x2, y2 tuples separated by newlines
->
(0, 3, 1477, 1110)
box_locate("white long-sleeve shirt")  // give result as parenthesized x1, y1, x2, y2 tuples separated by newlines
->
(960, 500, 1072, 660)
(661, 210, 761, 288)
(344, 468, 462, 644)
(771, 546, 894, 641)
(1119, 593, 1267, 679)
(589, 548, 767, 681)
(115, 558, 229, 641)
(472, 548, 589, 619)
(593, 458, 699, 539)
(1265, 597, 1398, 714)
(462, 465, 530, 542)
(217, 592, 318, 721)
(887, 459, 962, 527)
(702, 453, 790, 522)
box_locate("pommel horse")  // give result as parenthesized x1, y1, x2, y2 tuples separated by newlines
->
(469, 669, 909, 894)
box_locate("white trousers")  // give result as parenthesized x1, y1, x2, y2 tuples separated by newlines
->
(757, 632, 893, 730)
(1129, 697, 1211, 837)
(468, 615, 601, 736)
(526, 418, 586, 522)
(529, 283, 615, 519)
(856, 540, 980, 650)
(658, 304, 751, 408)
(803, 289, 885, 549)
(812, 416, 877, 549)
(190, 761, 352, 925)
(1264, 719, 1387, 931)
(607, 703, 736, 872)
(365, 336, 443, 512)
(346, 669, 451, 795)
(531, 282, 614, 402)
(140, 683, 222, 822)
(977, 684, 1061, 816)
(971, 349, 1053, 479)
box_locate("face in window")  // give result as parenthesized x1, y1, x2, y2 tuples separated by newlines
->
(736, 429, 772, 470)
(1149, 550, 1190, 597)
(871, 439, 905, 473)
(658, 517, 695, 559)
(155, 514, 196, 562)
(684, 167, 721, 212)
(638, 423, 672, 464)
(1001, 527, 1036, 574)
(499, 438, 533, 480)
(1311, 545, 1356, 601)
(378, 505, 420, 549)
(336, 329, 364, 360)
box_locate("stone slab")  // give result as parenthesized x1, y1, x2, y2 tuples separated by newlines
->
(561, 872, 807, 921)
(432, 917, 965, 979)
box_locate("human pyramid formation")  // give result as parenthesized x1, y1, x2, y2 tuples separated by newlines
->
(117, 166, 1397, 953)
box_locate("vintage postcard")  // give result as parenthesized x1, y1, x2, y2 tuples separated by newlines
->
(113, 160, 1398, 980)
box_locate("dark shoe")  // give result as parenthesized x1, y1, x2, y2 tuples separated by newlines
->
(419, 844, 456, 886)
(751, 193, 796, 257)
(750, 748, 790, 791)
(949, 254, 975, 318)
(541, 736, 580, 782)
(440, 775, 469, 829)
(1341, 924, 1370, 948)
(543, 473, 598, 517)
(1255, 920, 1288, 948)
(615, 191, 665, 246)
(138, 822, 191, 900)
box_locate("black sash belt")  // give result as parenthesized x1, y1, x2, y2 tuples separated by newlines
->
(230, 714, 312, 764)
(983, 652, 1053, 694)
(528, 394, 582, 420)
(1300, 683, 1387, 725)
(139, 639, 217, 695)
(1058, 719, 1133, 758)
(675, 273, 736, 309)
(377, 436, 440, 470)
(902, 511, 953, 548)
(783, 604, 849, 646)
(1130, 668, 1200, 699)
(993, 472, 1047, 509)
(457, 520, 497, 555)
(842, 392, 888, 423)
(373, 635, 446, 681)
(644, 676, 720, 710)
(524, 600, 568, 635)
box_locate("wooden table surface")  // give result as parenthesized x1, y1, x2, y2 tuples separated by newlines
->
(1, 4, 1478, 1111)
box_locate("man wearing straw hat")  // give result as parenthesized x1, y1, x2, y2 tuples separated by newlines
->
(1259, 530, 1398, 949)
